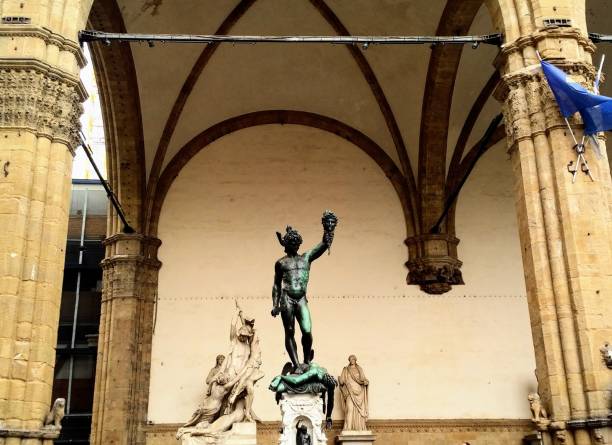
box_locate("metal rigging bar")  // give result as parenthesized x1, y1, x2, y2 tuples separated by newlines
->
(79, 29, 503, 47)
(78, 131, 135, 234)
(589, 33, 612, 43)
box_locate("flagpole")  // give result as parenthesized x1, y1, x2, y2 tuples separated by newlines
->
(590, 55, 606, 159)
(564, 118, 579, 145)
(595, 54, 605, 94)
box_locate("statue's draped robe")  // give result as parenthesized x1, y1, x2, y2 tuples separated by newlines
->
(339, 365, 368, 431)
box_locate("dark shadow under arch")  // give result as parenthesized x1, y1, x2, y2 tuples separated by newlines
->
(149, 110, 413, 237)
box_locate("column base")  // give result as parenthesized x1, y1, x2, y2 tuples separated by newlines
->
(336, 430, 376, 444)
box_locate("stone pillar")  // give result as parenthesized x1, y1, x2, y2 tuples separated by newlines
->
(495, 27, 612, 445)
(90, 234, 161, 445)
(0, 1, 91, 444)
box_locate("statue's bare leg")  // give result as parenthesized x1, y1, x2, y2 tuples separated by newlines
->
(244, 382, 255, 422)
(296, 298, 313, 365)
(281, 303, 300, 369)
(244, 370, 264, 422)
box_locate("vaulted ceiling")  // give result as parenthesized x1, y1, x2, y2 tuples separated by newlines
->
(87, 0, 611, 235)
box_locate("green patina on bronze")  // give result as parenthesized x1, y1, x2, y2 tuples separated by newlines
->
(269, 362, 335, 394)
(269, 362, 338, 426)
(271, 211, 338, 373)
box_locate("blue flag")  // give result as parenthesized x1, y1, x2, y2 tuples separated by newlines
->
(541, 60, 612, 135)
(581, 99, 612, 135)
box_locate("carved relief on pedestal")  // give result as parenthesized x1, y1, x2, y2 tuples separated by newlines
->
(0, 65, 86, 151)
(278, 393, 327, 445)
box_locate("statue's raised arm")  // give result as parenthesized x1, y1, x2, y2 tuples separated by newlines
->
(305, 211, 338, 263)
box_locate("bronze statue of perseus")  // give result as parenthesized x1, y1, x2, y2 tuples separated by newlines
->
(271, 211, 338, 374)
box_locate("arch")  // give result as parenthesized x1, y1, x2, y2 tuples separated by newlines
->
(143, 0, 419, 234)
(89, 0, 146, 233)
(149, 110, 413, 238)
(418, 0, 485, 234)
(483, 0, 517, 40)
(144, 0, 256, 229)
(309, 0, 419, 229)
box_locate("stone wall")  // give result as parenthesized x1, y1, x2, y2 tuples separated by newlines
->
(148, 124, 535, 423)
(143, 419, 534, 445)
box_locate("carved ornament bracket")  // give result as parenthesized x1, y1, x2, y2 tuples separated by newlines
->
(405, 234, 464, 295)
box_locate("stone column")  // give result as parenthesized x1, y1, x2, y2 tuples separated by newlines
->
(90, 234, 161, 445)
(0, 1, 91, 444)
(495, 27, 612, 445)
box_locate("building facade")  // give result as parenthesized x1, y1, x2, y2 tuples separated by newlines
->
(52, 180, 105, 444)
(0, 1, 611, 445)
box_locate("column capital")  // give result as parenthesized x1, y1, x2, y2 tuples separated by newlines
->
(405, 233, 464, 295)
(0, 59, 87, 152)
(493, 57, 597, 154)
(498, 27, 595, 64)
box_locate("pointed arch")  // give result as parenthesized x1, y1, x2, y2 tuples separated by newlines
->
(89, 0, 146, 233)
(149, 110, 413, 238)
(143, 0, 420, 234)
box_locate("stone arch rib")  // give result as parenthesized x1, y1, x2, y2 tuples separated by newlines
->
(89, 0, 146, 232)
(446, 70, 500, 191)
(444, 71, 503, 235)
(144, 0, 420, 234)
(144, 0, 257, 233)
(309, 0, 419, 232)
(418, 0, 483, 234)
(149, 110, 413, 238)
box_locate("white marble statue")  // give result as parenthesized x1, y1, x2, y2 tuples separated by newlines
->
(338, 355, 369, 431)
(528, 393, 548, 424)
(177, 302, 263, 444)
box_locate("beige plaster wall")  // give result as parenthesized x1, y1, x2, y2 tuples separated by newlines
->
(148, 124, 534, 423)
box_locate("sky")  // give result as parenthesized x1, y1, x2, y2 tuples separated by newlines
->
(74, 44, 107, 180)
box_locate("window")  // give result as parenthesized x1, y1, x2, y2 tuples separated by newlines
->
(52, 181, 106, 444)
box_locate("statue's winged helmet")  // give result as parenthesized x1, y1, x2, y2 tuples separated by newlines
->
(276, 226, 302, 249)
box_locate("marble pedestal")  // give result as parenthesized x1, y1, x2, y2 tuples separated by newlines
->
(335, 431, 376, 445)
(279, 393, 327, 445)
(179, 422, 256, 445)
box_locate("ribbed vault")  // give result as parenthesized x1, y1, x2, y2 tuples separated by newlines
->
(90, 0, 508, 292)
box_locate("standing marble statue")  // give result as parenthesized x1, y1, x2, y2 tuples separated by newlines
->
(177, 303, 263, 443)
(338, 355, 369, 431)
